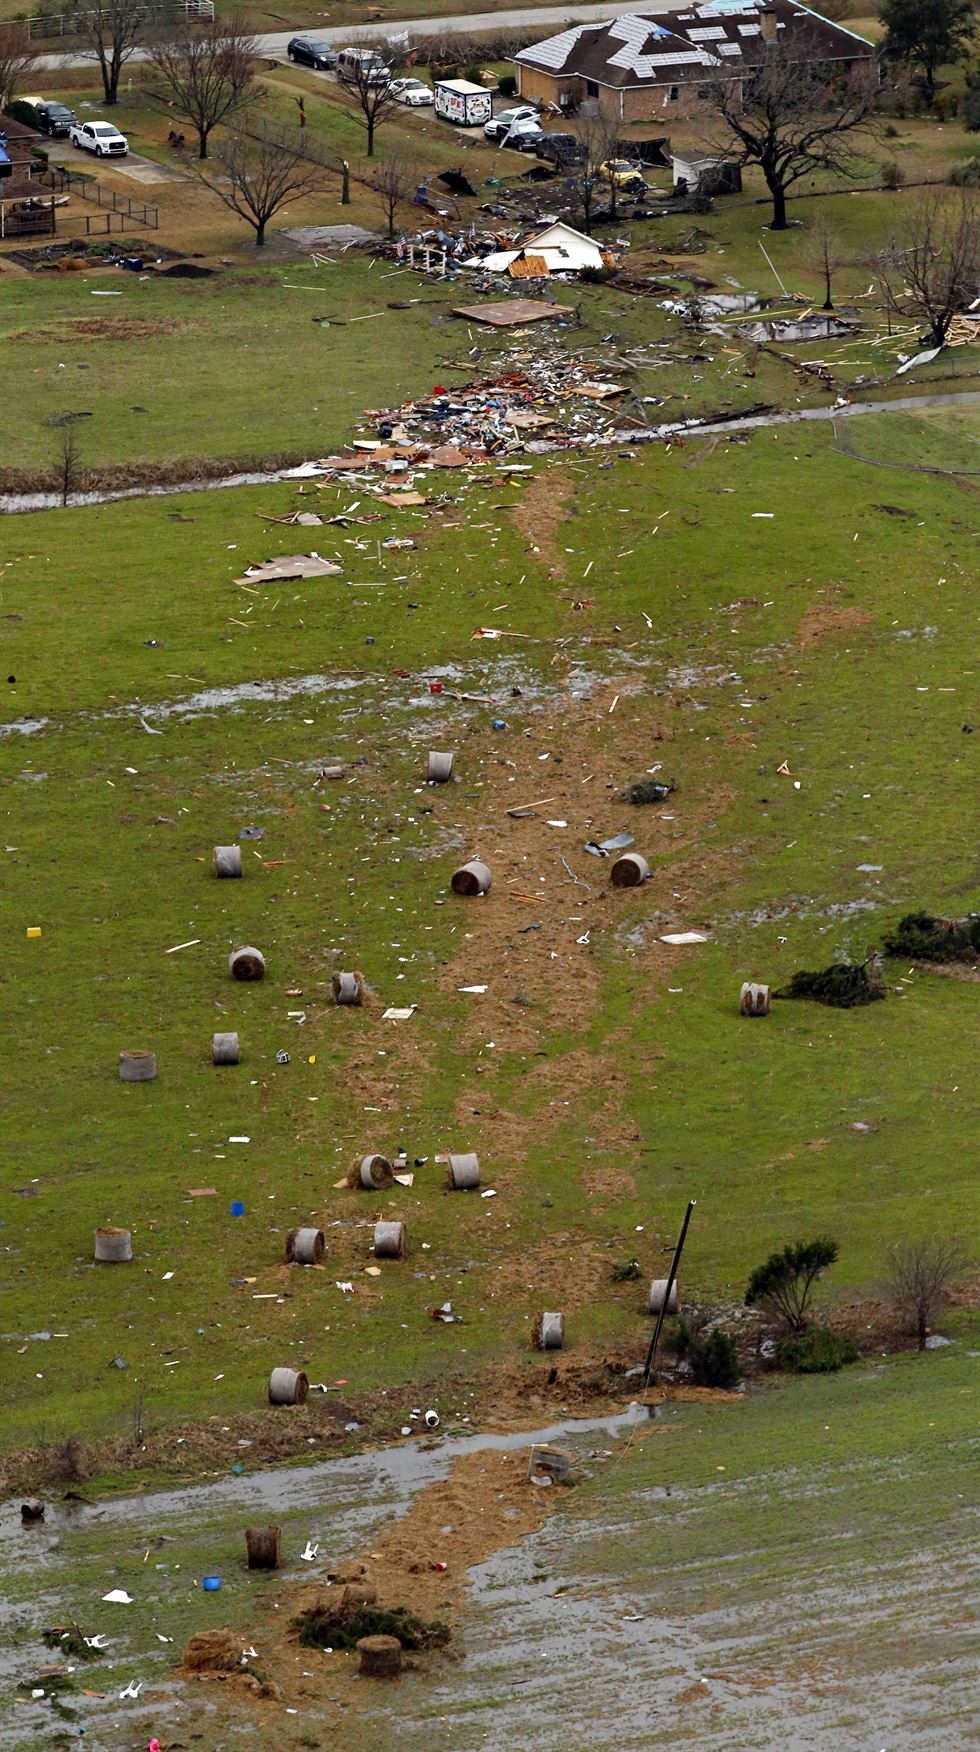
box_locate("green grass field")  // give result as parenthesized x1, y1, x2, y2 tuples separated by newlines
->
(1, 399, 977, 1462)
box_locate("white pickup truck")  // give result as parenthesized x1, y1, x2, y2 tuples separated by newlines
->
(69, 120, 129, 158)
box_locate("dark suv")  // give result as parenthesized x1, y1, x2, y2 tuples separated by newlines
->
(287, 36, 337, 69)
(35, 101, 78, 136)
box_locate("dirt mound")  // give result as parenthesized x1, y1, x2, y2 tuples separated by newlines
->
(795, 597, 873, 650)
(181, 1629, 242, 1674)
(12, 317, 191, 343)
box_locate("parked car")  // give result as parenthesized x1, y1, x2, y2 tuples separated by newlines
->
(597, 157, 648, 194)
(388, 77, 434, 106)
(534, 132, 584, 167)
(483, 104, 538, 142)
(286, 36, 337, 70)
(500, 116, 545, 151)
(69, 120, 128, 157)
(336, 46, 390, 86)
(35, 100, 78, 136)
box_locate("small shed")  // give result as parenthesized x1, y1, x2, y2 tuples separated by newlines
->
(672, 153, 741, 196)
(435, 79, 492, 126)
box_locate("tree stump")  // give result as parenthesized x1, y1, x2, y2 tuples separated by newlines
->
(213, 845, 243, 879)
(357, 1634, 402, 1678)
(245, 1526, 282, 1570)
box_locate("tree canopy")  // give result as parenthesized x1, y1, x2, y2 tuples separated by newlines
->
(882, 0, 976, 100)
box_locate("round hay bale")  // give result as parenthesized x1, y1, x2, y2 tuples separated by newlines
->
(230, 945, 265, 982)
(451, 859, 491, 897)
(245, 1526, 281, 1570)
(373, 1220, 406, 1260)
(739, 981, 771, 1017)
(118, 1050, 156, 1083)
(332, 971, 364, 1006)
(357, 1634, 402, 1678)
(211, 1031, 240, 1065)
(648, 1278, 678, 1316)
(610, 853, 650, 889)
(427, 750, 454, 783)
(285, 1227, 325, 1265)
(350, 1153, 394, 1191)
(95, 1226, 132, 1264)
(535, 1311, 565, 1351)
(341, 1582, 378, 1611)
(268, 1367, 308, 1406)
(446, 1151, 480, 1191)
(528, 1444, 571, 1483)
(213, 845, 243, 879)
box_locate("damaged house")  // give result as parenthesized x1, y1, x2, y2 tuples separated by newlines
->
(514, 0, 876, 123)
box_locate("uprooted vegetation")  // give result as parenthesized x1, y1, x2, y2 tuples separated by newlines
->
(776, 959, 886, 1008)
(294, 1598, 451, 1654)
(883, 910, 980, 964)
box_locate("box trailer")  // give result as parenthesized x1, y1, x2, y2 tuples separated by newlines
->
(434, 79, 492, 127)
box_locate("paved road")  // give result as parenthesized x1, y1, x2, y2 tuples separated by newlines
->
(36, 2, 665, 72)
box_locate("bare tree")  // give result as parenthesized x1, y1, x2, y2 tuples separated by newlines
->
(704, 50, 877, 230)
(882, 1238, 967, 1349)
(202, 131, 325, 245)
(79, 0, 144, 108)
(0, 24, 38, 111)
(147, 14, 261, 160)
(569, 102, 614, 235)
(369, 153, 415, 239)
(46, 411, 86, 506)
(338, 43, 398, 158)
(591, 110, 627, 224)
(807, 212, 843, 309)
(876, 193, 980, 346)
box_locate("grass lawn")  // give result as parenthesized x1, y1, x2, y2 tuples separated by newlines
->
(1, 398, 977, 1462)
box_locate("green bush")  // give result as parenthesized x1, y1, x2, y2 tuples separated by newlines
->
(964, 69, 980, 131)
(498, 73, 517, 96)
(881, 159, 905, 189)
(949, 156, 980, 184)
(3, 99, 38, 127)
(690, 1329, 740, 1388)
(776, 1328, 858, 1373)
(295, 1601, 450, 1652)
(463, 63, 485, 85)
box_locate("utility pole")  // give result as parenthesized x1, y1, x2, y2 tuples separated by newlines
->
(642, 1198, 696, 1391)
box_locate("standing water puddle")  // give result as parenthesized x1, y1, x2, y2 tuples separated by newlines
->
(0, 1405, 651, 1743)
